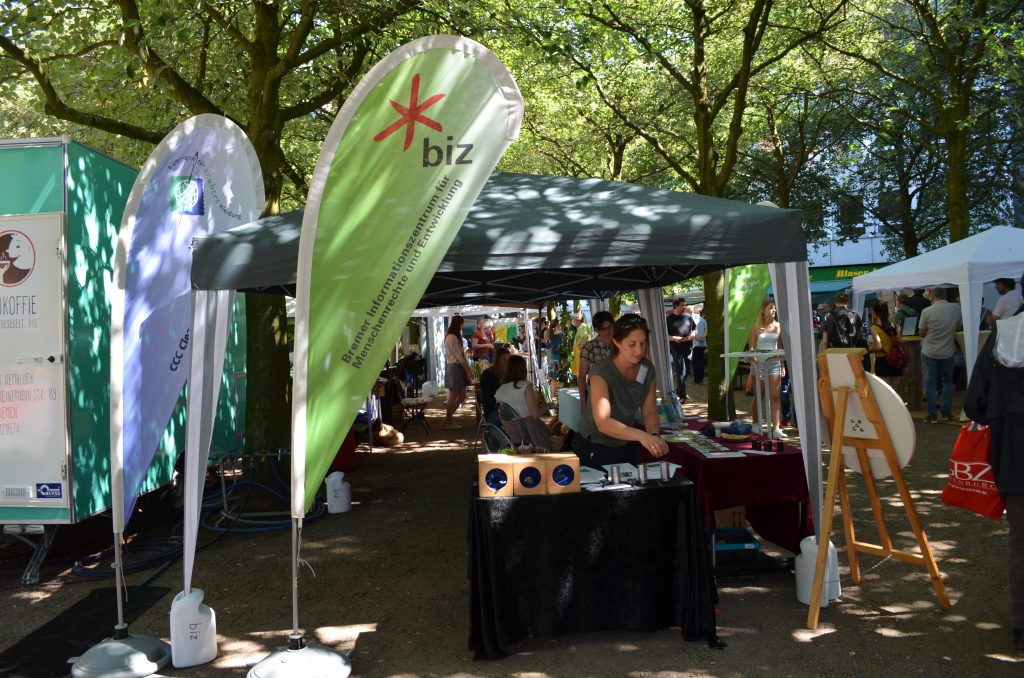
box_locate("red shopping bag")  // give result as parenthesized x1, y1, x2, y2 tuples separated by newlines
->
(940, 422, 1006, 520)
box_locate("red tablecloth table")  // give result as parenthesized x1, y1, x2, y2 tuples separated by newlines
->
(639, 427, 814, 554)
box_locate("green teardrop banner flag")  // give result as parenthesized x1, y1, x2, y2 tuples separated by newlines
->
(292, 36, 523, 517)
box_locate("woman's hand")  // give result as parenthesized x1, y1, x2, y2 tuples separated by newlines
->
(642, 432, 669, 458)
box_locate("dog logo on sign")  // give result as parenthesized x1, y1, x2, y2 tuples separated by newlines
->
(0, 230, 35, 287)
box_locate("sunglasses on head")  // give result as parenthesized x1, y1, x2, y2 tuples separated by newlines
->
(616, 314, 647, 329)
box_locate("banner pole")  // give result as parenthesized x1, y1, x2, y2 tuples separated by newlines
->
(291, 519, 302, 647)
(114, 532, 126, 629)
(724, 268, 731, 415)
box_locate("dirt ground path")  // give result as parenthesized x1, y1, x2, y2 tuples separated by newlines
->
(2, 383, 1022, 677)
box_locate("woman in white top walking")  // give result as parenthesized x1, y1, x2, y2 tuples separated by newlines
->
(747, 300, 786, 439)
(443, 316, 474, 429)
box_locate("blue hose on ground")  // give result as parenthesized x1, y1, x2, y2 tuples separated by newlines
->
(200, 454, 325, 533)
(72, 536, 184, 580)
(71, 455, 325, 579)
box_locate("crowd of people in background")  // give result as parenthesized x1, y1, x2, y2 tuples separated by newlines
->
(440, 279, 1019, 438)
(428, 275, 1024, 653)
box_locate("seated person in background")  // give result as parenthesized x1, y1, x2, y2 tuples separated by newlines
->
(478, 348, 511, 427)
(495, 356, 552, 449)
(573, 314, 669, 468)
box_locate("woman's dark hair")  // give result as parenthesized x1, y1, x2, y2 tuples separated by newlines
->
(872, 300, 896, 336)
(492, 347, 511, 378)
(610, 314, 649, 356)
(591, 310, 614, 330)
(445, 315, 464, 336)
(503, 355, 528, 386)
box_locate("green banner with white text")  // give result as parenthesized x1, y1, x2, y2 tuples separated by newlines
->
(727, 264, 773, 379)
(292, 36, 523, 516)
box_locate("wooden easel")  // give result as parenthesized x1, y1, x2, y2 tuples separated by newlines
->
(807, 349, 950, 630)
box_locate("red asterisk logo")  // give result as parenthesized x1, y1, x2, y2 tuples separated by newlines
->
(373, 74, 445, 151)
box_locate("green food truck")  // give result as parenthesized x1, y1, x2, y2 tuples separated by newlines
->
(0, 137, 245, 584)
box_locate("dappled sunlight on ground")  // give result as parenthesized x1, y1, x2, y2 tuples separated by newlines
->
(6, 376, 1024, 676)
(873, 626, 925, 638)
(9, 588, 56, 605)
(791, 624, 837, 641)
(716, 584, 772, 595)
(208, 623, 377, 671)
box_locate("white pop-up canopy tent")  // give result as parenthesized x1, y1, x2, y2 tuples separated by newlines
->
(851, 226, 1024, 381)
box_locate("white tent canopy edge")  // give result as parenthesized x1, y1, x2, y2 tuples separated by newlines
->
(850, 226, 1024, 384)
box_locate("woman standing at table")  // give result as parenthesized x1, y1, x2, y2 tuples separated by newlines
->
(574, 314, 669, 468)
(747, 299, 786, 440)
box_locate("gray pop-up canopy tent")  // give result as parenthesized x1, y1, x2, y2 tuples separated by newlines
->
(191, 172, 824, 528)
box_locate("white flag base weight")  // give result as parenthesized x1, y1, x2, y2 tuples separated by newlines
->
(70, 623, 171, 678)
(247, 635, 352, 678)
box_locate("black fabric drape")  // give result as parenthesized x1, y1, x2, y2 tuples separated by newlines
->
(468, 479, 717, 660)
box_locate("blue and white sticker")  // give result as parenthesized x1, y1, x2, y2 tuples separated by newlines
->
(35, 483, 63, 499)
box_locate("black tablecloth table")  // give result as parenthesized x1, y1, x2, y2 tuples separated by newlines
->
(641, 438, 813, 554)
(468, 479, 717, 660)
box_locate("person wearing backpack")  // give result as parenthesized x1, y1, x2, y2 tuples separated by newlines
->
(869, 300, 904, 391)
(819, 291, 868, 350)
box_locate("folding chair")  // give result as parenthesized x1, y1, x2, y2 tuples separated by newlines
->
(480, 422, 515, 455)
(352, 393, 380, 450)
(497, 401, 530, 447)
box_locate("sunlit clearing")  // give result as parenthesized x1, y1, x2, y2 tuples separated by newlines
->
(792, 625, 837, 642)
(313, 623, 377, 646)
(975, 622, 1003, 630)
(12, 589, 53, 604)
(873, 627, 924, 638)
(214, 637, 277, 669)
(717, 585, 771, 594)
(717, 626, 760, 636)
(986, 653, 1024, 663)
(210, 624, 377, 669)
(880, 600, 935, 614)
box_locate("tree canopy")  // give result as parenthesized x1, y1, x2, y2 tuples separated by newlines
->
(3, 0, 1022, 420)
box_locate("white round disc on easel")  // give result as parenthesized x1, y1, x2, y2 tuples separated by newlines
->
(837, 372, 915, 478)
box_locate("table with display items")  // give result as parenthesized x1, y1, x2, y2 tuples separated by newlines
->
(468, 478, 717, 659)
(721, 349, 787, 437)
(639, 426, 814, 555)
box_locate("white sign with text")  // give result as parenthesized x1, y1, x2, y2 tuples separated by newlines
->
(0, 212, 68, 508)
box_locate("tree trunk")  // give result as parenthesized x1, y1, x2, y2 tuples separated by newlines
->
(243, 293, 293, 453)
(702, 271, 733, 421)
(241, 120, 293, 456)
(945, 129, 970, 242)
